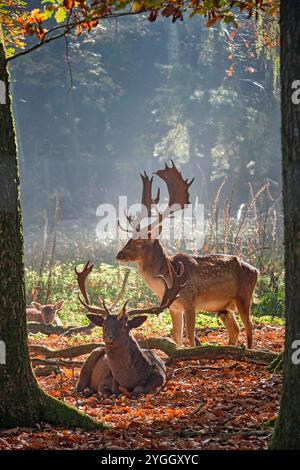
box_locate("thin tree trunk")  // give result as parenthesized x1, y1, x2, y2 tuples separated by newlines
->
(0, 28, 102, 430)
(270, 2, 300, 449)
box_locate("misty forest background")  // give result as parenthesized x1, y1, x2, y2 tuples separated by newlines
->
(11, 12, 283, 325)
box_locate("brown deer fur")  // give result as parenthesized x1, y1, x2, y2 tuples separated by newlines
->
(75, 260, 185, 397)
(26, 300, 64, 326)
(117, 161, 258, 349)
(117, 239, 258, 348)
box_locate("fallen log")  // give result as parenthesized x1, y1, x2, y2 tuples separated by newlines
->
(28, 322, 67, 335)
(139, 338, 278, 365)
(61, 323, 95, 337)
(30, 343, 101, 359)
(30, 337, 278, 366)
(27, 322, 95, 336)
(32, 357, 84, 368)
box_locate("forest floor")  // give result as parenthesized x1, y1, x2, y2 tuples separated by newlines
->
(0, 322, 284, 450)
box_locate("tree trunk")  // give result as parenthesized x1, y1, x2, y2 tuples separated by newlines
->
(0, 29, 102, 430)
(270, 2, 300, 449)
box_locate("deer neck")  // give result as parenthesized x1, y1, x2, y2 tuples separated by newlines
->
(106, 336, 152, 389)
(137, 243, 170, 288)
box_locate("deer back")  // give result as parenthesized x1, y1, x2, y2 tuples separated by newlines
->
(26, 308, 44, 323)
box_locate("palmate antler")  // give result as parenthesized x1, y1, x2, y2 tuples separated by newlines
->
(119, 160, 194, 239)
(75, 260, 186, 319)
(119, 172, 159, 234)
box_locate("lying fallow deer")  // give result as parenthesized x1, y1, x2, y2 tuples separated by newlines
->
(26, 300, 64, 326)
(116, 161, 258, 349)
(75, 261, 186, 397)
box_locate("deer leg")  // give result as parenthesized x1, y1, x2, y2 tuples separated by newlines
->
(218, 311, 240, 346)
(184, 307, 197, 347)
(132, 369, 166, 398)
(236, 297, 253, 349)
(169, 308, 183, 346)
(77, 347, 106, 392)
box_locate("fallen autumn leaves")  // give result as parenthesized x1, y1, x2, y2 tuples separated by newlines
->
(0, 323, 283, 450)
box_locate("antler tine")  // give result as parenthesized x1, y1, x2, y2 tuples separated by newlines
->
(75, 261, 107, 316)
(127, 262, 186, 317)
(100, 297, 111, 317)
(119, 170, 162, 239)
(140, 171, 154, 217)
(118, 207, 144, 234)
(117, 219, 135, 234)
(118, 300, 129, 319)
(78, 294, 107, 315)
(125, 209, 141, 231)
(75, 260, 94, 303)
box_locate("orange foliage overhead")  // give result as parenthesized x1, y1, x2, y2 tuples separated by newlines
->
(1, 0, 279, 59)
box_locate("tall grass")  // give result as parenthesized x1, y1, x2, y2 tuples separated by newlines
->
(25, 180, 284, 319)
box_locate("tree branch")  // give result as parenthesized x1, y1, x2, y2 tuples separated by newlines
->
(7, 11, 144, 63)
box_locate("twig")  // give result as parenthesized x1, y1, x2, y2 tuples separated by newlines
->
(0, 437, 11, 449)
(65, 35, 73, 90)
(58, 363, 64, 402)
(234, 182, 269, 254)
(36, 209, 50, 302)
(72, 365, 79, 408)
(45, 193, 60, 303)
(7, 11, 143, 63)
(190, 402, 205, 415)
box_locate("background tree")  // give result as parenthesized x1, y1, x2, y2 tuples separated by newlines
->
(270, 1, 300, 450)
(0, 20, 101, 429)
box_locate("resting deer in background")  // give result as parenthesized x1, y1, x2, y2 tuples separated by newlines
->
(26, 300, 64, 326)
(75, 261, 185, 397)
(116, 161, 258, 349)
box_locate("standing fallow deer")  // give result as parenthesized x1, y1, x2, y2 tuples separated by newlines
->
(26, 300, 64, 326)
(75, 261, 186, 397)
(116, 161, 258, 349)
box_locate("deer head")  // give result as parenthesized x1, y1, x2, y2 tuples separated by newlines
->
(116, 160, 194, 264)
(31, 300, 64, 325)
(75, 261, 186, 348)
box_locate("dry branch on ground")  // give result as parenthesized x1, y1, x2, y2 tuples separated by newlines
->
(30, 337, 278, 366)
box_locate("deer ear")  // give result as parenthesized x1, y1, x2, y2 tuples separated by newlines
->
(31, 302, 42, 311)
(127, 315, 148, 330)
(54, 300, 64, 311)
(87, 314, 104, 327)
